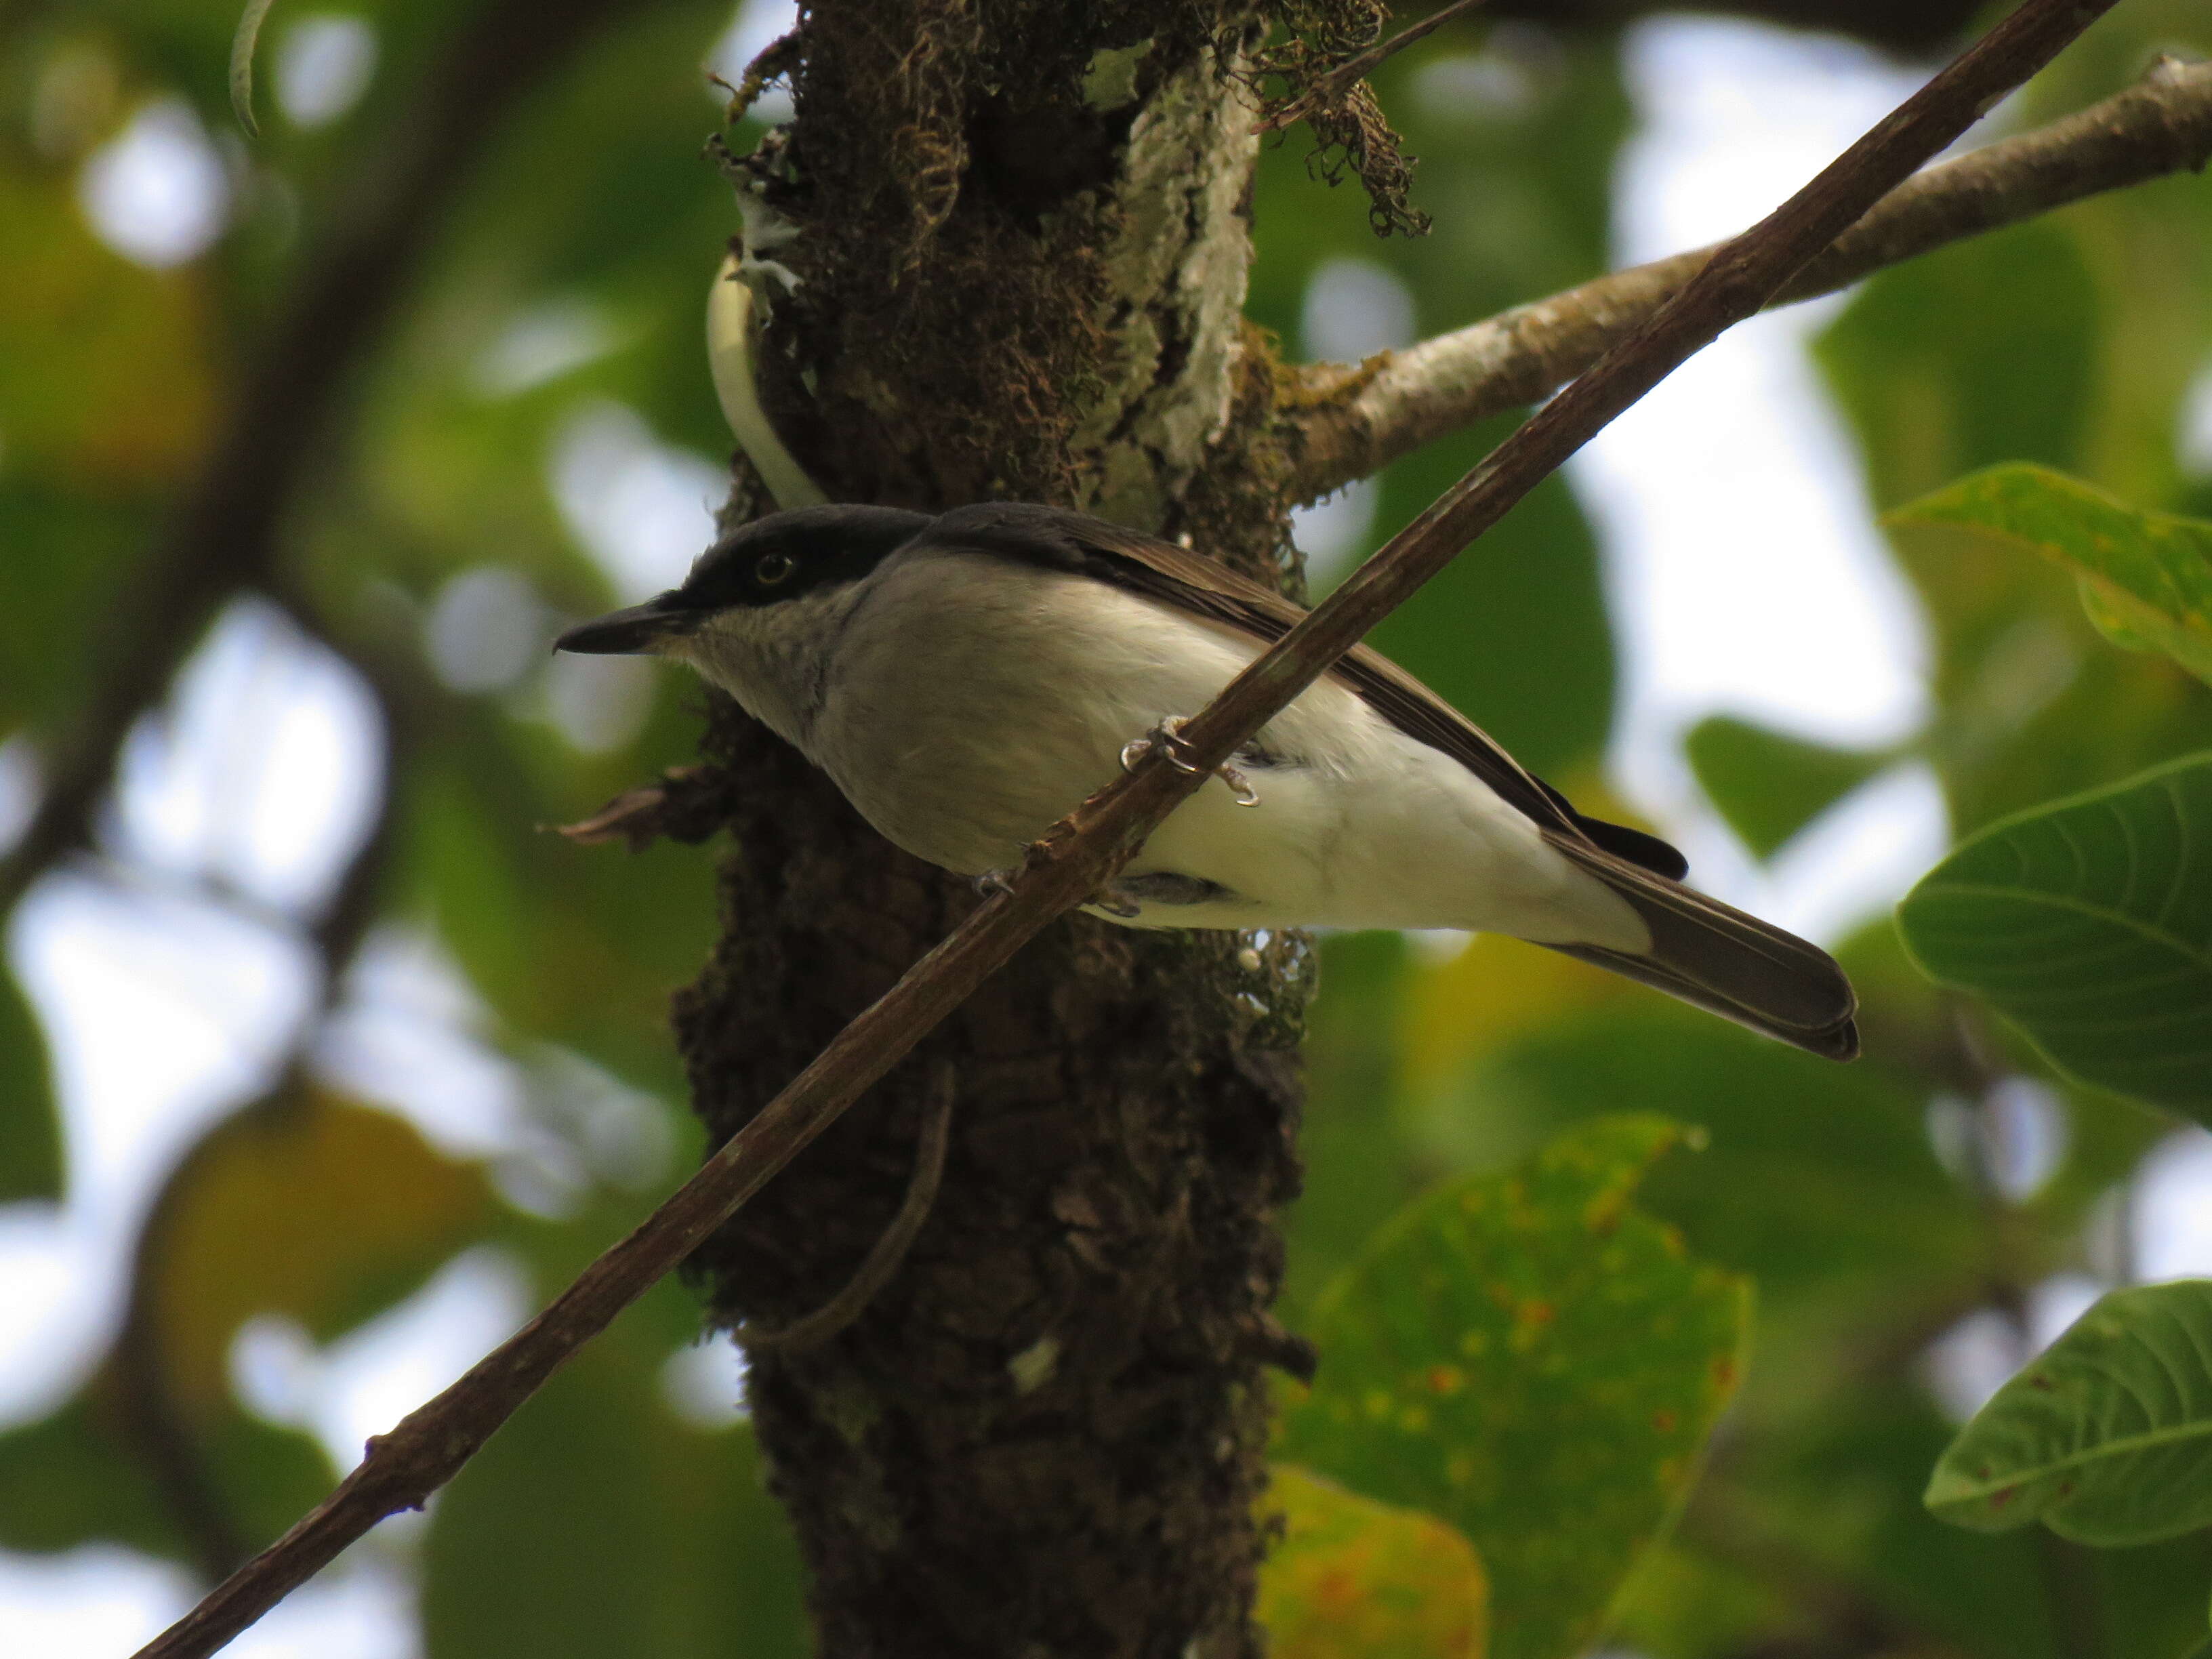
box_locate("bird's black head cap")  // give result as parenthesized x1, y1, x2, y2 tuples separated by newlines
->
(555, 504, 933, 655)
(679, 504, 934, 612)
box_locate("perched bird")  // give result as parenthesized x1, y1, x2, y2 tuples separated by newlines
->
(557, 501, 1858, 1059)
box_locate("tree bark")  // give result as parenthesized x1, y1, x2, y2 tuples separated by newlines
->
(674, 8, 1312, 1654)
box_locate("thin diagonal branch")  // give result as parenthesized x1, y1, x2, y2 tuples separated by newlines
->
(0, 0, 642, 921)
(1284, 52, 2212, 503)
(132, 3, 2123, 1653)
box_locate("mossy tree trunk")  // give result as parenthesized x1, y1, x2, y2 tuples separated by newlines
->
(671, 7, 1319, 1654)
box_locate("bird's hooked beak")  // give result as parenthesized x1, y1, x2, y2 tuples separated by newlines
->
(554, 594, 697, 656)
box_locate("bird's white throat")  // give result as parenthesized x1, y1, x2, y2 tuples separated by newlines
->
(668, 582, 868, 754)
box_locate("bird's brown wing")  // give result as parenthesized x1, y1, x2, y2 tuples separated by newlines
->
(912, 502, 1859, 1060)
(916, 501, 1681, 874)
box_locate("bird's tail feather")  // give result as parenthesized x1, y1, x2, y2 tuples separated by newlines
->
(1540, 832, 1860, 1061)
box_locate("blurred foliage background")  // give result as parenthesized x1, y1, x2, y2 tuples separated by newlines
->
(4, 0, 2212, 1655)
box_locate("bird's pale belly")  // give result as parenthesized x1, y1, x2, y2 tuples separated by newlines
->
(806, 552, 1639, 944)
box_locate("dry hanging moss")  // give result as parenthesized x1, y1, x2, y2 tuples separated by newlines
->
(1244, 0, 1429, 237)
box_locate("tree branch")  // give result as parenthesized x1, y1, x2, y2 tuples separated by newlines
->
(131, 2, 2123, 1652)
(1284, 52, 2212, 504)
(0, 0, 644, 920)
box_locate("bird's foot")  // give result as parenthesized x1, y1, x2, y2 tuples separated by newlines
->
(1120, 717, 1260, 807)
(973, 868, 1018, 899)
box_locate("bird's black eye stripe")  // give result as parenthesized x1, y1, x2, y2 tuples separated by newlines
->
(755, 550, 796, 586)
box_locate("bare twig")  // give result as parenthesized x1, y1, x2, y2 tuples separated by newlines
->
(554, 766, 742, 851)
(0, 0, 641, 922)
(133, 4, 2124, 1654)
(1256, 0, 1490, 134)
(1284, 53, 2212, 501)
(733, 1063, 956, 1351)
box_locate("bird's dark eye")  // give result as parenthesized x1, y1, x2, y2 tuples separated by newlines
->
(754, 550, 796, 586)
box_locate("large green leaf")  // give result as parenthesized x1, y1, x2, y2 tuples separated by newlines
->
(1816, 219, 2097, 513)
(1897, 753, 2212, 1116)
(1258, 1465, 1489, 1659)
(1363, 415, 1614, 779)
(0, 1088, 499, 1566)
(1888, 463, 2212, 687)
(1927, 1280, 2212, 1546)
(1278, 1115, 1750, 1659)
(1683, 715, 1892, 860)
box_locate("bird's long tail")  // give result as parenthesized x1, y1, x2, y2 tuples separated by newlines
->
(1539, 832, 1860, 1061)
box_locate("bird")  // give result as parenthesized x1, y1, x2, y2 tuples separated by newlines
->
(556, 501, 1858, 1060)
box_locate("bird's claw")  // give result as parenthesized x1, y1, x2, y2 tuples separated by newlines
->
(1216, 762, 1260, 808)
(1089, 887, 1143, 919)
(1120, 716, 1261, 807)
(974, 868, 1017, 899)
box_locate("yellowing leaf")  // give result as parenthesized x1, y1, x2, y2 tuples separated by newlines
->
(0, 163, 220, 489)
(1887, 463, 2212, 689)
(1279, 1117, 1750, 1659)
(1258, 1465, 1488, 1659)
(150, 1089, 493, 1416)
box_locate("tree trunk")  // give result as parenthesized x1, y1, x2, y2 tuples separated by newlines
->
(672, 8, 1314, 1654)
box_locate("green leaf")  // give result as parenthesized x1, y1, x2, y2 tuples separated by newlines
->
(1897, 752, 2212, 1116)
(1258, 1465, 1489, 1659)
(0, 1376, 331, 1564)
(1927, 1280, 2212, 1546)
(1815, 219, 2097, 512)
(1277, 1115, 1750, 1659)
(0, 962, 61, 1202)
(1361, 414, 1615, 779)
(1879, 466, 2212, 838)
(1887, 463, 2212, 688)
(1683, 714, 1892, 859)
(1760, 1382, 2207, 1659)
(1465, 1002, 1978, 1300)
